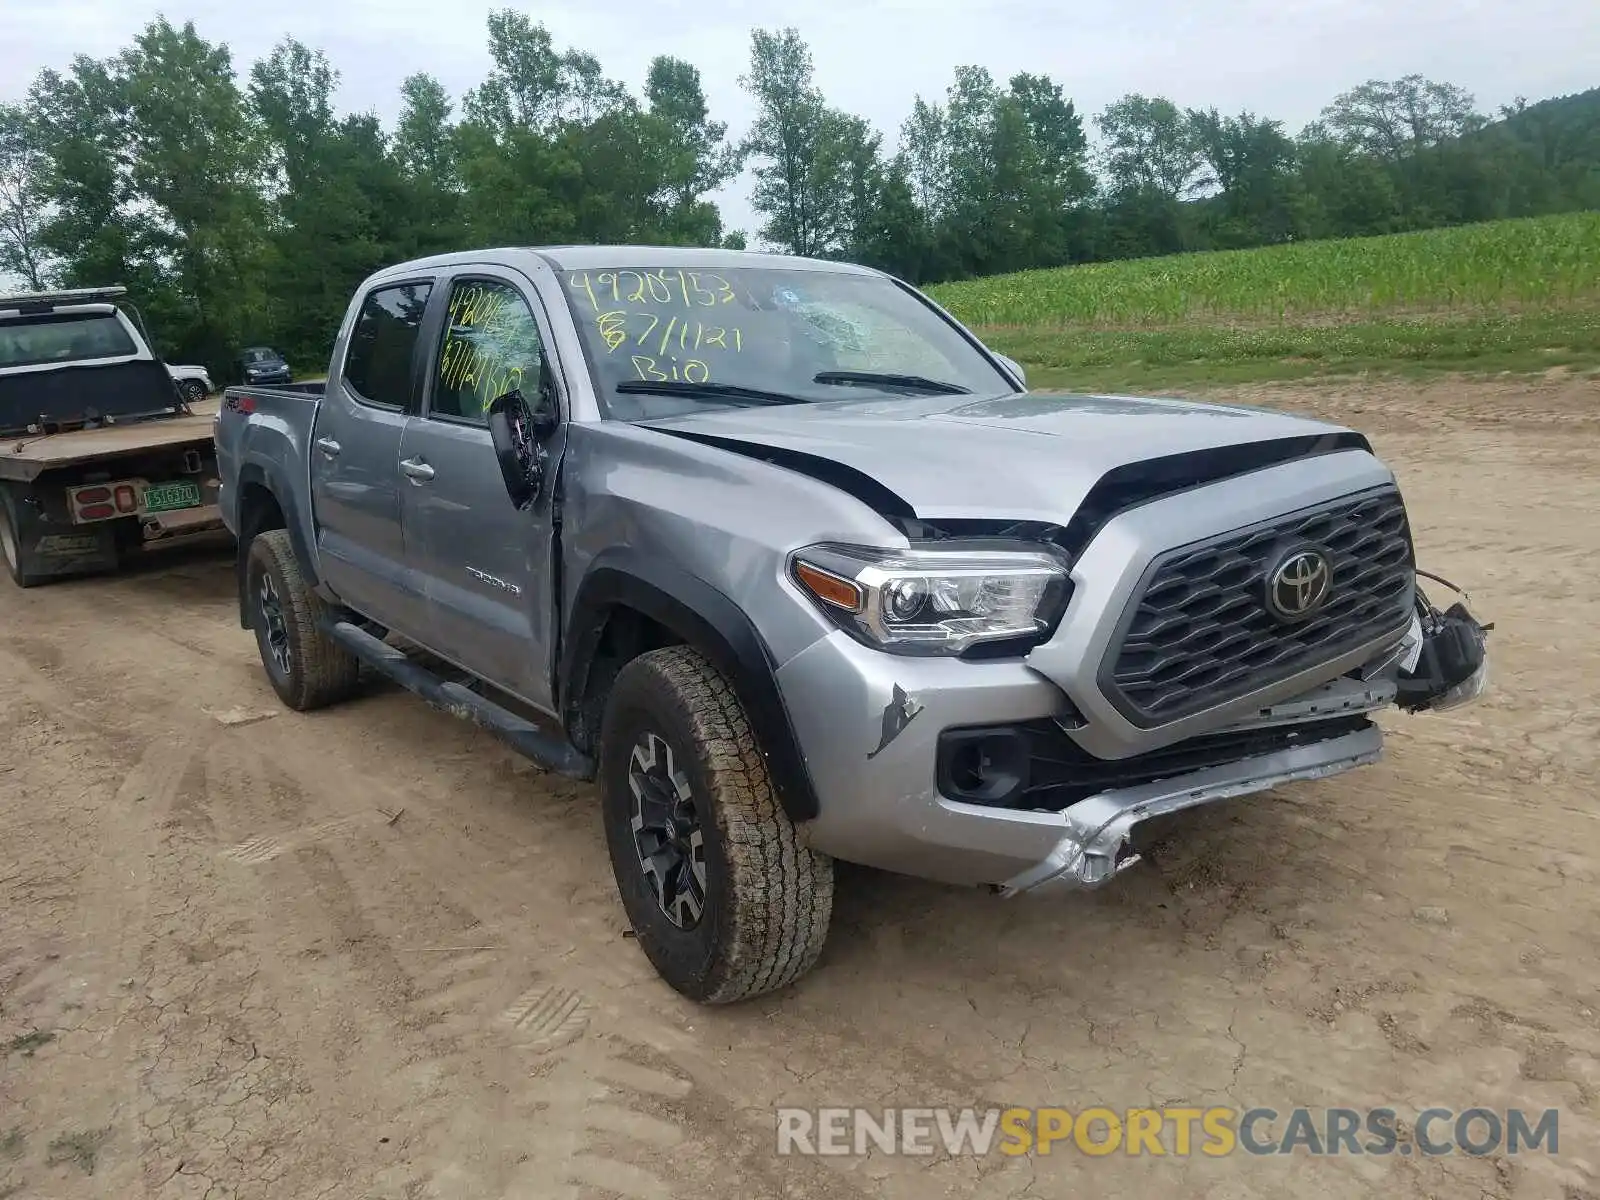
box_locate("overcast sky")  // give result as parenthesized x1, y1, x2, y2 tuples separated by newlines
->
(3, 0, 1596, 240)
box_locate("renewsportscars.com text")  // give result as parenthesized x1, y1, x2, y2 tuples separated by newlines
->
(775, 1106, 1561, 1158)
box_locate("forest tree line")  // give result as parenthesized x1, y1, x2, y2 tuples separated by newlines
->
(0, 14, 1596, 375)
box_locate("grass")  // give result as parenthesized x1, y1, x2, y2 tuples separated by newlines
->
(928, 212, 1600, 388)
(982, 309, 1600, 392)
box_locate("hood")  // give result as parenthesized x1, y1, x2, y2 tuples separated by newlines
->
(639, 390, 1369, 526)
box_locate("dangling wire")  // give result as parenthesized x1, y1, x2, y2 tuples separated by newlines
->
(1416, 568, 1466, 594)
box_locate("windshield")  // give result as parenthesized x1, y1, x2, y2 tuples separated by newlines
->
(243, 348, 281, 364)
(562, 265, 1012, 419)
(0, 312, 137, 369)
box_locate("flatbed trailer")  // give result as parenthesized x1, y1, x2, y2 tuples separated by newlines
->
(0, 287, 228, 587)
(0, 400, 221, 480)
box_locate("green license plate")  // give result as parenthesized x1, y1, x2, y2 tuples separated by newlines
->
(143, 480, 202, 512)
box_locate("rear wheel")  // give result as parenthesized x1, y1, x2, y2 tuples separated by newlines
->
(0, 487, 47, 588)
(245, 528, 361, 710)
(599, 646, 833, 1004)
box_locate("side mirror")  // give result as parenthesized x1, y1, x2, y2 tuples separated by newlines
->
(486, 388, 549, 510)
(995, 353, 1027, 390)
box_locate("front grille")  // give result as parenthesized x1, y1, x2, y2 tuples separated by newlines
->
(1000, 714, 1373, 811)
(1103, 488, 1414, 725)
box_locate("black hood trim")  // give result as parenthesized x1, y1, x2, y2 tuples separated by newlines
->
(651, 427, 918, 520)
(654, 425, 1372, 555)
(1052, 432, 1373, 557)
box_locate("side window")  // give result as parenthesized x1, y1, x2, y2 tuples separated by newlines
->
(343, 281, 433, 408)
(431, 278, 548, 424)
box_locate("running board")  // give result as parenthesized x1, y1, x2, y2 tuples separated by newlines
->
(328, 620, 595, 780)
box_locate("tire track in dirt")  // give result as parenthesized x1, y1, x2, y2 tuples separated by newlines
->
(0, 619, 428, 1197)
(306, 759, 1029, 1194)
(205, 715, 886, 1200)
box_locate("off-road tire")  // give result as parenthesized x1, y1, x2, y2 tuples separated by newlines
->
(599, 645, 834, 1004)
(246, 528, 361, 711)
(0, 487, 48, 588)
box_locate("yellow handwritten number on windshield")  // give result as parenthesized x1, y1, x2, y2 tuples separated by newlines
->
(568, 271, 735, 312)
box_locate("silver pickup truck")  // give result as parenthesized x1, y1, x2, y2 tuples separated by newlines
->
(214, 246, 1489, 1004)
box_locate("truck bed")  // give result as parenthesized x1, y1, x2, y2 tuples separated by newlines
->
(0, 399, 220, 482)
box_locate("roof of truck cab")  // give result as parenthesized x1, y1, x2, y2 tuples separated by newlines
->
(364, 245, 885, 281)
(0, 301, 119, 321)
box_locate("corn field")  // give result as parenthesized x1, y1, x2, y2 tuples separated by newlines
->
(929, 212, 1600, 328)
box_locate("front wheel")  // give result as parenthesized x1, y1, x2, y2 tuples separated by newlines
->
(245, 529, 361, 710)
(179, 379, 208, 404)
(599, 646, 834, 1004)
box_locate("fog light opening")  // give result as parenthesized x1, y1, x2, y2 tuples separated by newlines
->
(937, 727, 1032, 808)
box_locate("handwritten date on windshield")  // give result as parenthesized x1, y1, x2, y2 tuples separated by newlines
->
(596, 310, 743, 357)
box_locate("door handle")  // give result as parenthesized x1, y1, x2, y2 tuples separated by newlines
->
(399, 457, 435, 483)
(315, 437, 341, 458)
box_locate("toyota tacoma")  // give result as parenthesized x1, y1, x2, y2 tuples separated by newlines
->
(214, 247, 1490, 1003)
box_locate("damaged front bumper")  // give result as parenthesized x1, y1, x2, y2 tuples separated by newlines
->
(1002, 593, 1491, 895)
(996, 721, 1384, 894)
(777, 582, 1489, 894)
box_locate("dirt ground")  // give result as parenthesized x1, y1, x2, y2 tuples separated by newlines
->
(2, 376, 1597, 1200)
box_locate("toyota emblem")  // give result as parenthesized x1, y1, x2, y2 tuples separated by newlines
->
(1266, 548, 1333, 621)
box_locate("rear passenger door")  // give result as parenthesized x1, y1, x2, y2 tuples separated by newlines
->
(396, 270, 567, 708)
(309, 278, 434, 632)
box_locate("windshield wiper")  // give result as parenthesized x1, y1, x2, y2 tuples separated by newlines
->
(614, 380, 807, 407)
(812, 370, 971, 395)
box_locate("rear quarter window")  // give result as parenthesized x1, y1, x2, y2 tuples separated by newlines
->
(342, 283, 434, 408)
(0, 313, 138, 369)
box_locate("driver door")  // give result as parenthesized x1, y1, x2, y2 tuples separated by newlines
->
(397, 269, 567, 709)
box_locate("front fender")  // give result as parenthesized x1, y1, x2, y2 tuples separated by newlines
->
(561, 551, 822, 824)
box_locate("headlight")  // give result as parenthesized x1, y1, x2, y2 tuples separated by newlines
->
(790, 543, 1071, 656)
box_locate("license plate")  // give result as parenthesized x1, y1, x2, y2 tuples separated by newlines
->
(143, 480, 202, 512)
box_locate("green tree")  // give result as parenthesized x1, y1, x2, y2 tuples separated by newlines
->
(1096, 94, 1204, 198)
(912, 67, 1095, 276)
(0, 103, 51, 288)
(1321, 76, 1482, 161)
(119, 18, 269, 368)
(1293, 122, 1402, 239)
(28, 57, 151, 295)
(646, 56, 742, 227)
(901, 98, 949, 219)
(465, 9, 627, 136)
(739, 28, 851, 256)
(393, 73, 465, 255)
(1093, 95, 1206, 258)
(1188, 108, 1299, 246)
(27, 21, 269, 371)
(250, 39, 406, 367)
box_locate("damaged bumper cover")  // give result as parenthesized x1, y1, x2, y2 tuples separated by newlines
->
(1001, 596, 1490, 895)
(996, 723, 1383, 894)
(777, 586, 1488, 893)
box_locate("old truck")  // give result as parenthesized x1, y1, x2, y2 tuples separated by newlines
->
(0, 287, 225, 586)
(214, 247, 1490, 1003)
